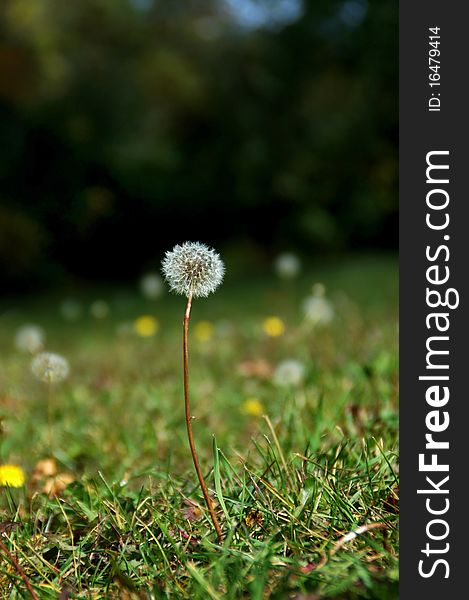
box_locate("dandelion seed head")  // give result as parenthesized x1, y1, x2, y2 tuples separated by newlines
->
(60, 299, 83, 321)
(140, 272, 164, 299)
(90, 300, 109, 319)
(15, 324, 45, 354)
(273, 359, 305, 387)
(302, 296, 334, 326)
(31, 352, 70, 384)
(274, 252, 301, 279)
(162, 241, 224, 298)
(116, 321, 133, 337)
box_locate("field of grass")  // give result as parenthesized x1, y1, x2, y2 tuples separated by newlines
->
(0, 254, 398, 599)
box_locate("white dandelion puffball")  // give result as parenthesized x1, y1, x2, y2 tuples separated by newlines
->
(31, 352, 70, 384)
(15, 324, 45, 354)
(274, 252, 301, 279)
(302, 295, 334, 326)
(273, 359, 305, 387)
(140, 272, 164, 299)
(90, 300, 110, 319)
(60, 299, 83, 321)
(162, 241, 225, 298)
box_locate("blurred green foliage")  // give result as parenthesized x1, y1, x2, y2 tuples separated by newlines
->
(0, 0, 397, 289)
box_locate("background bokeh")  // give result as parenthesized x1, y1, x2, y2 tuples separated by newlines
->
(0, 0, 397, 292)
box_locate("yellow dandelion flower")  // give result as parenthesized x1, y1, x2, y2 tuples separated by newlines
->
(134, 315, 159, 337)
(242, 397, 265, 417)
(194, 320, 215, 342)
(0, 464, 25, 488)
(262, 316, 285, 337)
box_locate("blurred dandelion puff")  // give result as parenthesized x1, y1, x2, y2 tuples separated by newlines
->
(0, 464, 25, 488)
(302, 292, 334, 327)
(116, 321, 134, 337)
(216, 319, 234, 338)
(273, 359, 305, 387)
(31, 352, 70, 384)
(15, 324, 45, 354)
(140, 272, 164, 299)
(162, 241, 224, 298)
(60, 299, 83, 321)
(90, 300, 110, 319)
(274, 252, 301, 279)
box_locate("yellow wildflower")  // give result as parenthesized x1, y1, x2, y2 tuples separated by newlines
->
(0, 464, 25, 488)
(242, 397, 265, 417)
(194, 320, 215, 342)
(262, 316, 285, 337)
(134, 315, 159, 337)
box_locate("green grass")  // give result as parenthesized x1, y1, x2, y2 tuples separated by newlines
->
(0, 254, 398, 599)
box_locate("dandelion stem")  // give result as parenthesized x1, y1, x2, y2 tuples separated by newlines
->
(47, 380, 53, 454)
(183, 293, 223, 542)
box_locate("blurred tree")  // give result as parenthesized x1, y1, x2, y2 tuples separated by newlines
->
(0, 0, 397, 289)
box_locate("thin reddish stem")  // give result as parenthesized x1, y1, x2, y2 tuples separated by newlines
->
(0, 538, 39, 599)
(183, 294, 223, 542)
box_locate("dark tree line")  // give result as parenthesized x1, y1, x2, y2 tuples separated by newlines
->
(0, 0, 397, 289)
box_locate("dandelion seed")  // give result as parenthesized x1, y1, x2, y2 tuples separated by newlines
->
(31, 352, 70, 384)
(273, 359, 305, 387)
(194, 320, 214, 342)
(15, 324, 45, 354)
(241, 397, 265, 416)
(162, 241, 224, 298)
(134, 315, 159, 337)
(262, 316, 285, 337)
(90, 300, 109, 319)
(60, 299, 83, 321)
(0, 464, 25, 488)
(140, 272, 164, 299)
(274, 252, 301, 279)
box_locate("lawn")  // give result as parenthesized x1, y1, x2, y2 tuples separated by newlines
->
(0, 253, 398, 599)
